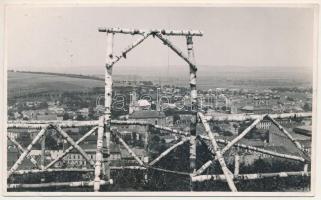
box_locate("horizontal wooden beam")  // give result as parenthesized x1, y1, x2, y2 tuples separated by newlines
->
(148, 166, 190, 176)
(8, 120, 98, 129)
(8, 180, 112, 189)
(98, 27, 203, 36)
(7, 112, 311, 129)
(191, 171, 310, 182)
(205, 112, 312, 122)
(11, 166, 147, 175)
(11, 168, 94, 175)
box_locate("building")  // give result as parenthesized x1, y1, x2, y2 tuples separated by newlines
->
(53, 143, 121, 168)
(129, 110, 168, 126)
(239, 105, 272, 114)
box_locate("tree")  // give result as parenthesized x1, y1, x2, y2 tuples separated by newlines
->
(303, 103, 312, 112)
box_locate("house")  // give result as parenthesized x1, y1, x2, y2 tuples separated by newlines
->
(48, 106, 65, 115)
(78, 108, 89, 118)
(53, 143, 122, 168)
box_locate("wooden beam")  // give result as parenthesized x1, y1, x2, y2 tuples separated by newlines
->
(7, 135, 40, 170)
(152, 124, 190, 136)
(8, 120, 99, 129)
(45, 126, 98, 169)
(40, 134, 46, 170)
(155, 33, 197, 71)
(94, 116, 105, 192)
(185, 36, 198, 187)
(98, 27, 203, 36)
(8, 180, 112, 189)
(149, 137, 190, 166)
(54, 125, 95, 167)
(111, 121, 190, 136)
(11, 166, 147, 175)
(112, 131, 144, 166)
(234, 154, 240, 176)
(266, 115, 309, 156)
(221, 115, 265, 154)
(205, 112, 312, 122)
(7, 112, 311, 129)
(191, 171, 310, 182)
(11, 168, 94, 175)
(108, 33, 151, 67)
(148, 166, 190, 176)
(198, 135, 306, 163)
(110, 166, 146, 170)
(8, 127, 48, 177)
(198, 112, 238, 192)
(103, 31, 114, 183)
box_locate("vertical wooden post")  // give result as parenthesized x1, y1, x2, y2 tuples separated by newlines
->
(187, 36, 197, 191)
(40, 134, 46, 183)
(234, 154, 240, 176)
(187, 36, 197, 172)
(304, 163, 308, 173)
(40, 135, 46, 170)
(94, 116, 104, 192)
(104, 32, 114, 182)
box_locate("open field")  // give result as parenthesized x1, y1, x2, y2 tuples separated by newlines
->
(8, 72, 104, 98)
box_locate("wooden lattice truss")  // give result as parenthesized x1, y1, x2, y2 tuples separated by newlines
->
(7, 28, 312, 192)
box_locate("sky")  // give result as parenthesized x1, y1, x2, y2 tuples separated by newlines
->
(6, 6, 315, 76)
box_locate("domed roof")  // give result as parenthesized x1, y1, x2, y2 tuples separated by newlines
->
(137, 99, 151, 107)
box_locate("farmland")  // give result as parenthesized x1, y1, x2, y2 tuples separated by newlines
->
(8, 71, 104, 98)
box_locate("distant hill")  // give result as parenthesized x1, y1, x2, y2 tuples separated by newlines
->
(7, 71, 104, 98)
(7, 65, 313, 99)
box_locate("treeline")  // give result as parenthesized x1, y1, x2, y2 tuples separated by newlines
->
(8, 70, 104, 81)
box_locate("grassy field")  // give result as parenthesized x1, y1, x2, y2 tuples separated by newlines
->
(8, 72, 104, 97)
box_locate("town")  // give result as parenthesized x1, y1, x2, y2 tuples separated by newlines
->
(7, 71, 312, 191)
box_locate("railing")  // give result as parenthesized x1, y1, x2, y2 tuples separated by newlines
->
(7, 112, 312, 192)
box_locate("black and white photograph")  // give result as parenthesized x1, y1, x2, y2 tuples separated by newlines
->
(2, 2, 319, 195)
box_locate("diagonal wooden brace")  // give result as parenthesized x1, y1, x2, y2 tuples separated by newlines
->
(107, 33, 151, 68)
(155, 33, 197, 71)
(8, 126, 48, 177)
(198, 112, 238, 192)
(221, 115, 266, 154)
(149, 137, 190, 166)
(195, 115, 265, 176)
(266, 115, 310, 160)
(112, 130, 144, 166)
(54, 125, 95, 167)
(45, 126, 98, 169)
(7, 135, 41, 170)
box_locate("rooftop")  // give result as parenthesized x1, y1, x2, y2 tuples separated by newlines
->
(129, 110, 166, 119)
